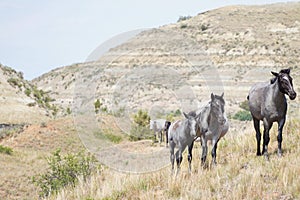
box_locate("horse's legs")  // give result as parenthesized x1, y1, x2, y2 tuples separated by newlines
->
(253, 117, 261, 156)
(262, 119, 272, 160)
(277, 117, 286, 157)
(175, 149, 183, 175)
(153, 130, 157, 142)
(211, 139, 219, 165)
(201, 137, 208, 166)
(169, 142, 175, 173)
(188, 141, 194, 173)
(165, 130, 169, 147)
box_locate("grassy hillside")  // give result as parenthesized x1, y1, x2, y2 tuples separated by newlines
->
(1, 2, 300, 200)
(0, 118, 84, 199)
(51, 119, 300, 199)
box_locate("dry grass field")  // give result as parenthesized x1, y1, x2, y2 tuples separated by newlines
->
(47, 118, 300, 200)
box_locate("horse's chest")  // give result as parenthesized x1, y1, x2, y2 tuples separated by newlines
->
(263, 103, 287, 121)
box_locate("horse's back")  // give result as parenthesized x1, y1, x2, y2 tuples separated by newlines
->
(168, 120, 181, 141)
(150, 119, 166, 130)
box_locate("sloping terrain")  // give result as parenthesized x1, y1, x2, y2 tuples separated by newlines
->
(1, 2, 300, 200)
(0, 64, 49, 124)
(33, 2, 300, 118)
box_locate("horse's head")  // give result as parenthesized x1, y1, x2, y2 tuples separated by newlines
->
(210, 93, 226, 125)
(271, 68, 297, 100)
(183, 112, 198, 136)
(149, 120, 155, 130)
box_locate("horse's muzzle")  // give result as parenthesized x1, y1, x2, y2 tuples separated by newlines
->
(289, 92, 297, 100)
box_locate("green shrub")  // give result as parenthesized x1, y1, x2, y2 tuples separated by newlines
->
(94, 99, 102, 113)
(24, 88, 31, 96)
(239, 100, 250, 111)
(180, 24, 188, 29)
(66, 107, 72, 115)
(7, 78, 22, 88)
(200, 24, 209, 31)
(32, 149, 97, 198)
(0, 145, 13, 155)
(129, 125, 154, 142)
(133, 109, 150, 127)
(166, 109, 181, 121)
(177, 15, 191, 22)
(232, 110, 252, 121)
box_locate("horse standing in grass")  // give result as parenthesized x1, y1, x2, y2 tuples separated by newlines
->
(150, 119, 170, 144)
(168, 113, 200, 174)
(248, 69, 297, 159)
(189, 93, 229, 166)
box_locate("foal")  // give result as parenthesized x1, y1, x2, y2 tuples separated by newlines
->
(168, 112, 199, 174)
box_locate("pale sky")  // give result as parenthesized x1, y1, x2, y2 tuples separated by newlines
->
(0, 0, 298, 80)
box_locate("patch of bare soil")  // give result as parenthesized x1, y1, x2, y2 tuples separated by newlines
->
(0, 117, 83, 200)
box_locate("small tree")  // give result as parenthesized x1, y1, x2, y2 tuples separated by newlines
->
(130, 110, 152, 141)
(133, 109, 150, 127)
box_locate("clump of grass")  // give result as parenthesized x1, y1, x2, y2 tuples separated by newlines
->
(0, 145, 13, 155)
(94, 128, 123, 144)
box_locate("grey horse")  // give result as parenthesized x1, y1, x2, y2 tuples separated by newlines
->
(168, 112, 200, 174)
(248, 68, 296, 159)
(150, 119, 167, 143)
(189, 93, 229, 166)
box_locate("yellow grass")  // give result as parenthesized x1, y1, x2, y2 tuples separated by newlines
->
(50, 119, 300, 200)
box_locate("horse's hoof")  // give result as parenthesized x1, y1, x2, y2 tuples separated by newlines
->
(264, 154, 269, 161)
(256, 152, 262, 156)
(277, 151, 283, 157)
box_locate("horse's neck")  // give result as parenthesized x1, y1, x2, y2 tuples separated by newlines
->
(270, 79, 286, 104)
(208, 111, 222, 132)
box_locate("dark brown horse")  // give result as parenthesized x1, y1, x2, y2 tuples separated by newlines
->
(248, 69, 297, 159)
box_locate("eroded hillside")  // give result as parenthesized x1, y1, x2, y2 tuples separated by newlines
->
(33, 2, 300, 118)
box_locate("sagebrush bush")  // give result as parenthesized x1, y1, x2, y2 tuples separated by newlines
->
(129, 125, 154, 141)
(177, 15, 191, 22)
(32, 149, 97, 198)
(232, 110, 252, 121)
(239, 100, 250, 111)
(0, 145, 13, 155)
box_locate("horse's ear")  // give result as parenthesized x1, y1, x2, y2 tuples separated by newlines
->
(211, 93, 215, 101)
(183, 112, 189, 119)
(271, 71, 279, 77)
(280, 68, 290, 74)
(221, 92, 224, 98)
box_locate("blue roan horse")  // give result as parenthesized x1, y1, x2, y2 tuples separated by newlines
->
(248, 69, 297, 159)
(190, 93, 229, 166)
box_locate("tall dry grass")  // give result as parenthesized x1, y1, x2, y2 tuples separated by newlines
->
(51, 119, 300, 200)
